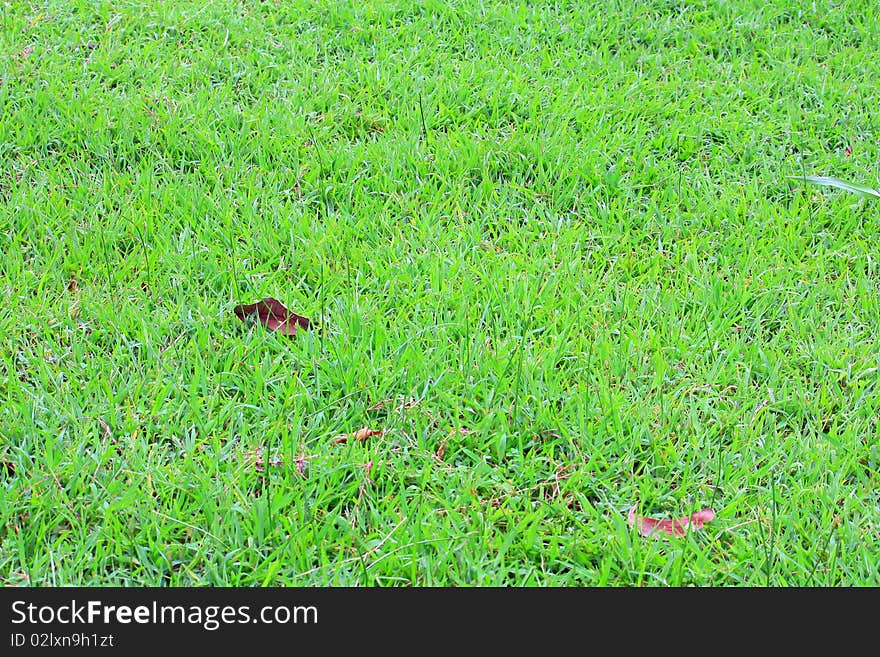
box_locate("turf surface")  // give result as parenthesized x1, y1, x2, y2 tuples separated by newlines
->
(1, 0, 879, 585)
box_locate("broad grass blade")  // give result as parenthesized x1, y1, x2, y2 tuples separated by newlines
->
(789, 175, 880, 198)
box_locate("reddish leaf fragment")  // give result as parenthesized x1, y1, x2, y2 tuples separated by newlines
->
(354, 427, 383, 442)
(627, 505, 716, 538)
(2, 460, 14, 476)
(332, 427, 384, 445)
(233, 297, 311, 337)
(845, 145, 852, 157)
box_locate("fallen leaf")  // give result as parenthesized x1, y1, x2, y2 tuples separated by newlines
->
(627, 505, 716, 538)
(332, 427, 383, 445)
(354, 427, 383, 442)
(233, 297, 311, 337)
(2, 460, 14, 476)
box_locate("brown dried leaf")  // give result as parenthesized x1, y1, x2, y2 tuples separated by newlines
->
(233, 297, 311, 337)
(332, 427, 383, 445)
(2, 460, 14, 476)
(354, 427, 383, 442)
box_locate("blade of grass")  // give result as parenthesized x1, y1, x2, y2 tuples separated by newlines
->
(788, 175, 880, 198)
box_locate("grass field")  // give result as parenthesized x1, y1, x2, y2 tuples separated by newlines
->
(2, 0, 879, 586)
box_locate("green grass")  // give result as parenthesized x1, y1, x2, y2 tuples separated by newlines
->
(1, 0, 879, 586)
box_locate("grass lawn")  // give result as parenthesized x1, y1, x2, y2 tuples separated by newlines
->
(2, 0, 879, 586)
